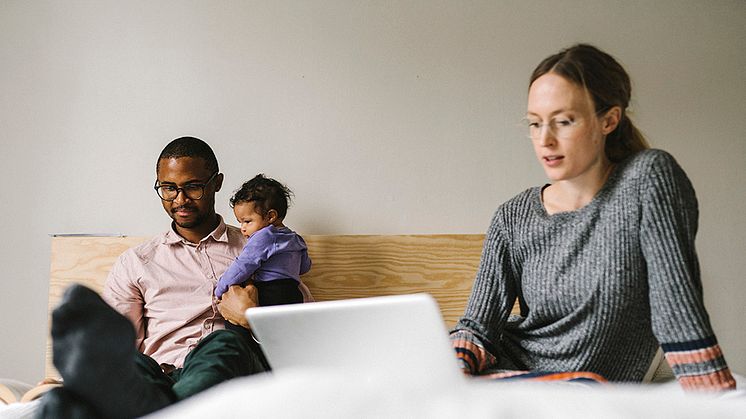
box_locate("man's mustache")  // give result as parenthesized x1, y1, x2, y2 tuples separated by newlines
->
(172, 206, 197, 213)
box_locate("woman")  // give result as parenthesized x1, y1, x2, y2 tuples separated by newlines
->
(450, 44, 735, 390)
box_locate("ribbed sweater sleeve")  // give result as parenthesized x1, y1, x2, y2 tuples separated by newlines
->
(451, 210, 516, 373)
(640, 152, 735, 390)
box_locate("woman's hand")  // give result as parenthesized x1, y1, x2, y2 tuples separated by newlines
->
(217, 284, 259, 329)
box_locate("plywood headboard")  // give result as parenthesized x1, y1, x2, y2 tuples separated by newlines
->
(47, 234, 486, 378)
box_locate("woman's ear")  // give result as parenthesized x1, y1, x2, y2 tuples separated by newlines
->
(601, 106, 622, 135)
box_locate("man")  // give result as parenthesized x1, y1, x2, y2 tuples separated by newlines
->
(39, 137, 312, 418)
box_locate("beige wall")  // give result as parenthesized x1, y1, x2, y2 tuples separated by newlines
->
(1, 1, 744, 384)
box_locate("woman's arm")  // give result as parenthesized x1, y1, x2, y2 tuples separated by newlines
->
(640, 151, 735, 390)
(450, 210, 518, 375)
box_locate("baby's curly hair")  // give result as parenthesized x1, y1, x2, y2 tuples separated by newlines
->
(229, 174, 293, 219)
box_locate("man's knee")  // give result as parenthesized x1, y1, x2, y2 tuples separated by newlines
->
(189, 328, 268, 372)
(172, 328, 268, 400)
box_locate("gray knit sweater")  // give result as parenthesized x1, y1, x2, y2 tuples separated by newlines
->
(451, 149, 732, 385)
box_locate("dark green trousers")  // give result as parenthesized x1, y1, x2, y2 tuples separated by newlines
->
(136, 328, 269, 401)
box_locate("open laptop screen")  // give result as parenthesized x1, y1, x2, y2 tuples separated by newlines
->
(245, 293, 465, 387)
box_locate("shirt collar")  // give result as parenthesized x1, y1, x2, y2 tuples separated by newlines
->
(163, 214, 229, 246)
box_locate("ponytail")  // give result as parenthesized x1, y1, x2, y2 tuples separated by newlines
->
(605, 114, 649, 163)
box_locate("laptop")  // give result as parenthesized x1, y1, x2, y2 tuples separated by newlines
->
(244, 293, 465, 387)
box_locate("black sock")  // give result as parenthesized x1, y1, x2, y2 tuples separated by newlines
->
(50, 284, 173, 419)
(37, 387, 102, 419)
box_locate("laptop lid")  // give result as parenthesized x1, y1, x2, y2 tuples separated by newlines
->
(245, 293, 464, 387)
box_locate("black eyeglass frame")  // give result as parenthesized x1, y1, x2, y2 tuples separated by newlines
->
(154, 171, 219, 202)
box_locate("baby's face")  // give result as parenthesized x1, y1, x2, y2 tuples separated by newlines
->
(233, 201, 271, 238)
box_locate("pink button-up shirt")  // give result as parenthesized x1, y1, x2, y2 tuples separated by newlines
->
(103, 216, 312, 368)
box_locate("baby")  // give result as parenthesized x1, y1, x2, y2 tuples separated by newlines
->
(216, 174, 311, 309)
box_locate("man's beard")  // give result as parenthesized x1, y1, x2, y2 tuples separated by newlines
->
(171, 206, 207, 229)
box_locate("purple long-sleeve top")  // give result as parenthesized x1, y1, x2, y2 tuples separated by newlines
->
(215, 225, 311, 298)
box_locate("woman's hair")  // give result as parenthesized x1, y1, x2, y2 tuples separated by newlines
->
(529, 44, 649, 163)
(229, 174, 293, 219)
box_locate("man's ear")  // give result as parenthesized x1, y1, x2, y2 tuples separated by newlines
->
(214, 173, 224, 193)
(601, 106, 622, 135)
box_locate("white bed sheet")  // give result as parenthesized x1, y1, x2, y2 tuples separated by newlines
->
(4, 372, 744, 418)
(146, 370, 746, 419)
(0, 399, 40, 419)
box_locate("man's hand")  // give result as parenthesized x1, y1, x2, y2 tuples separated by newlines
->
(217, 284, 259, 329)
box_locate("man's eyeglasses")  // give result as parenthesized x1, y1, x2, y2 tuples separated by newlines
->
(154, 172, 219, 201)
